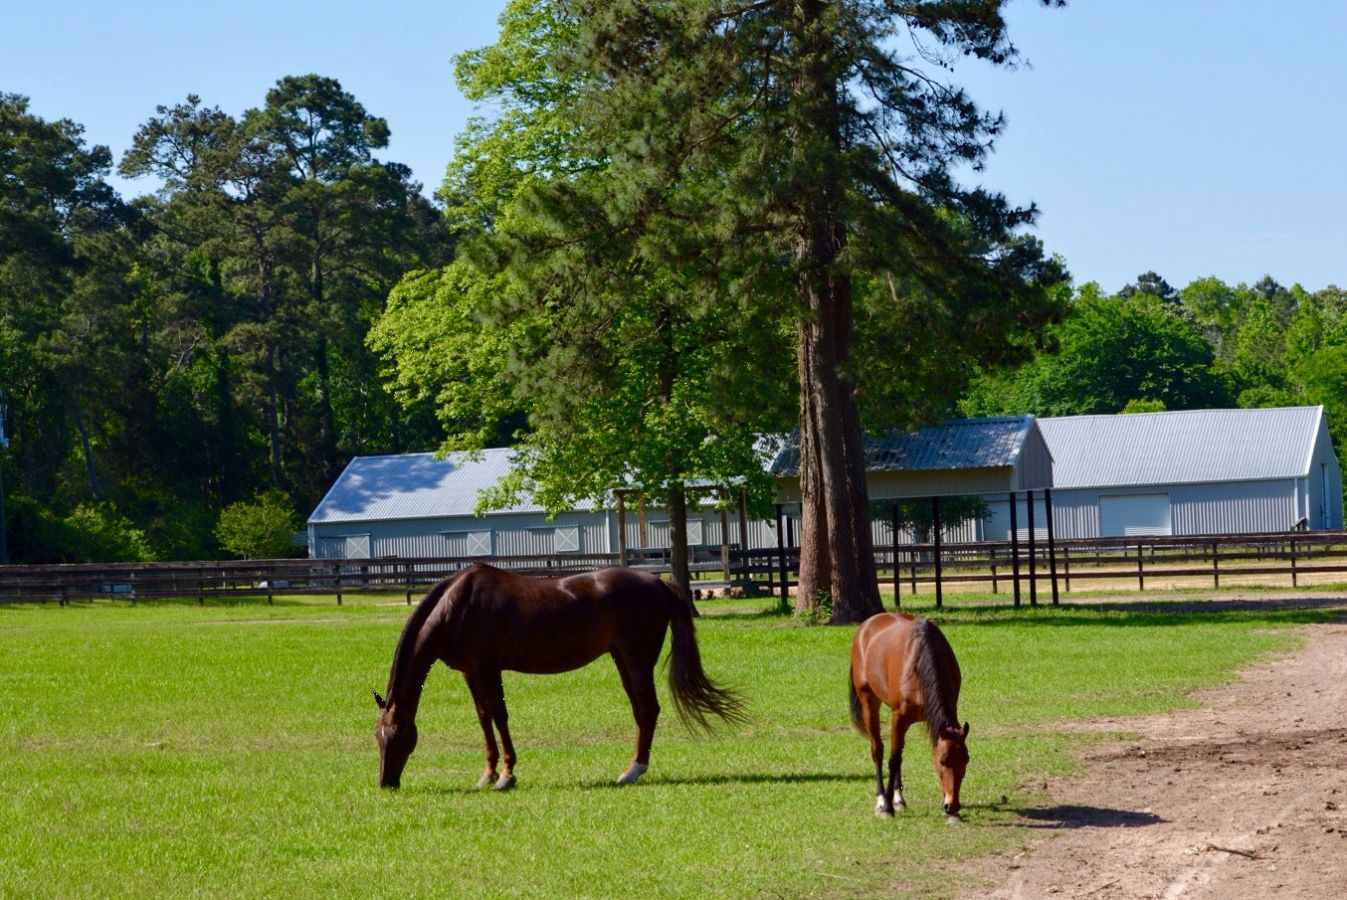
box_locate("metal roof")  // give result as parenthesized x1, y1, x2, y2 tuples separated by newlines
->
(307, 450, 595, 524)
(768, 417, 1038, 477)
(1039, 406, 1326, 489)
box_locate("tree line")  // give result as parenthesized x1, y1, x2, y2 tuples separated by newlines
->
(1, 78, 450, 563)
(4, 2, 1342, 623)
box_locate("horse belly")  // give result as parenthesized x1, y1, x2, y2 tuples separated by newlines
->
(504, 644, 609, 675)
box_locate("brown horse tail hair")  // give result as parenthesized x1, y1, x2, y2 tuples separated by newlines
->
(662, 579, 749, 732)
(848, 664, 866, 734)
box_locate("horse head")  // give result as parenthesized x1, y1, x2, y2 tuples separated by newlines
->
(373, 690, 418, 789)
(934, 721, 970, 816)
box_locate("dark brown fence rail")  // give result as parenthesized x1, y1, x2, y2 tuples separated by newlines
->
(3, 530, 1346, 606)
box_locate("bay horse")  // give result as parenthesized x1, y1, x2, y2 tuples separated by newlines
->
(373, 563, 746, 790)
(848, 612, 970, 818)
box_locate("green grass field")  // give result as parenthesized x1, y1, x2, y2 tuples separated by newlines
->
(1, 593, 1337, 898)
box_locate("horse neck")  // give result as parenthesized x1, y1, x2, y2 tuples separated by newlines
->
(388, 639, 436, 722)
(914, 625, 959, 736)
(386, 597, 445, 722)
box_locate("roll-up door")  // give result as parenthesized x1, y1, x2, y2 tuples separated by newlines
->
(1099, 494, 1171, 537)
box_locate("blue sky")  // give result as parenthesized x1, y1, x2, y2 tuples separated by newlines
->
(4, 0, 1345, 293)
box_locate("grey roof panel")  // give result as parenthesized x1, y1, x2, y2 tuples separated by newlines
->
(308, 449, 595, 524)
(769, 417, 1036, 477)
(1039, 406, 1324, 489)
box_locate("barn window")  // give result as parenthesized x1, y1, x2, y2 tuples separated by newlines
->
(441, 530, 493, 557)
(554, 525, 580, 553)
(317, 533, 371, 559)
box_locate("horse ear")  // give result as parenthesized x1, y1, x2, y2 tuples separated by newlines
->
(961, 721, 970, 739)
(373, 690, 386, 710)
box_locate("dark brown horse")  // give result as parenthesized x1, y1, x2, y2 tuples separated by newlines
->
(374, 563, 746, 790)
(848, 612, 970, 818)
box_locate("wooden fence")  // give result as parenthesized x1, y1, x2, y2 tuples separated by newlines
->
(3, 531, 1346, 606)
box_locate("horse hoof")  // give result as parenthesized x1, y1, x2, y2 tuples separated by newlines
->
(945, 814, 962, 826)
(475, 771, 497, 790)
(874, 796, 894, 818)
(616, 763, 648, 786)
(492, 773, 516, 792)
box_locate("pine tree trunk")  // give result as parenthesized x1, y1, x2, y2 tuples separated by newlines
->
(667, 486, 696, 615)
(790, 0, 882, 624)
(795, 332, 830, 612)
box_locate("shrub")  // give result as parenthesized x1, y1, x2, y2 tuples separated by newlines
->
(215, 491, 302, 559)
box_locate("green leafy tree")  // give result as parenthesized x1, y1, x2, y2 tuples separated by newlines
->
(1119, 270, 1178, 304)
(374, 1, 796, 592)
(429, 0, 1068, 622)
(215, 491, 302, 559)
(962, 290, 1229, 417)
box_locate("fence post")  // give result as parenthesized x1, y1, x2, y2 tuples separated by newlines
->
(990, 547, 998, 595)
(1137, 543, 1144, 591)
(405, 562, 413, 605)
(774, 504, 788, 612)
(932, 496, 943, 610)
(1046, 488, 1059, 606)
(1063, 545, 1071, 592)
(1026, 489, 1037, 607)
(1009, 492, 1021, 608)
(1212, 541, 1219, 589)
(1290, 538, 1298, 587)
(334, 562, 342, 606)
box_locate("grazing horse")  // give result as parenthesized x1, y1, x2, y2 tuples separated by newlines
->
(374, 563, 746, 790)
(848, 612, 970, 818)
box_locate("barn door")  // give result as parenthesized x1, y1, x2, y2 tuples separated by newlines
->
(1099, 494, 1171, 537)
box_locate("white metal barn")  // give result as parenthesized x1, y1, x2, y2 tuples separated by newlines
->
(307, 417, 1054, 559)
(1036, 406, 1343, 539)
(306, 449, 753, 560)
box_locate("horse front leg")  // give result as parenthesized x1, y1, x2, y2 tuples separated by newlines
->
(464, 671, 500, 789)
(860, 693, 891, 817)
(483, 668, 518, 791)
(889, 716, 910, 812)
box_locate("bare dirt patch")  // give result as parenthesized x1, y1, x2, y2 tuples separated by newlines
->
(960, 617, 1347, 899)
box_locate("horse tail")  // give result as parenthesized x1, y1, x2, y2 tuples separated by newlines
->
(848, 664, 866, 734)
(661, 579, 749, 731)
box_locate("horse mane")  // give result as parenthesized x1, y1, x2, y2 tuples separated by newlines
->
(912, 618, 960, 746)
(387, 572, 460, 697)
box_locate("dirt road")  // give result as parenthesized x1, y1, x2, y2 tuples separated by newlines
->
(961, 616, 1347, 899)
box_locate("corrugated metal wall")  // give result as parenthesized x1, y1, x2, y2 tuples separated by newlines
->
(1170, 480, 1298, 534)
(1042, 481, 1303, 539)
(1308, 418, 1343, 528)
(310, 511, 612, 558)
(310, 477, 1334, 559)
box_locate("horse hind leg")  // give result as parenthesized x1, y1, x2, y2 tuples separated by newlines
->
(464, 671, 500, 789)
(612, 649, 659, 786)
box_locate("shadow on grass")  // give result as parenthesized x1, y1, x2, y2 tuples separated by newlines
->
(1007, 803, 1166, 829)
(394, 771, 869, 796)
(592, 771, 869, 789)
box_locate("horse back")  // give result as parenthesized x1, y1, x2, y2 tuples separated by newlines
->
(851, 612, 929, 717)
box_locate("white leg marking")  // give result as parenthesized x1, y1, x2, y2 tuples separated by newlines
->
(616, 762, 649, 786)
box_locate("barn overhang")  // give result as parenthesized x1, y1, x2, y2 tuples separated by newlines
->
(767, 417, 1053, 505)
